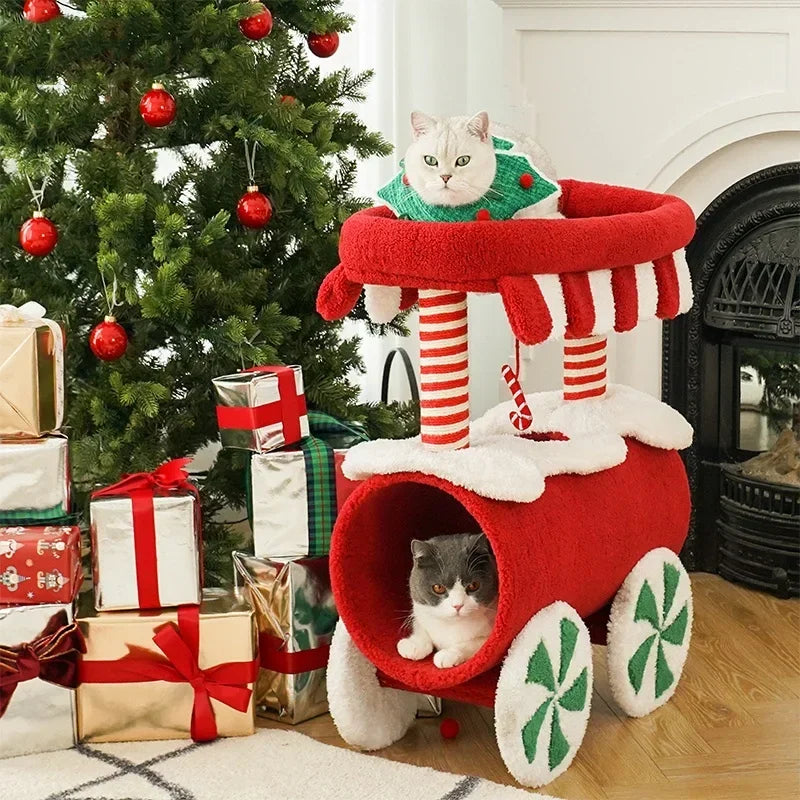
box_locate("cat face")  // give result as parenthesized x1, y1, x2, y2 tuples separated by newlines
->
(409, 532, 498, 619)
(404, 111, 496, 207)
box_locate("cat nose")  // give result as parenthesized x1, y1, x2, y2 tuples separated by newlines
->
(452, 603, 464, 612)
(440, 174, 452, 184)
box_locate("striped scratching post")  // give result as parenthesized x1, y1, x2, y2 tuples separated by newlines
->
(418, 289, 470, 450)
(563, 335, 608, 400)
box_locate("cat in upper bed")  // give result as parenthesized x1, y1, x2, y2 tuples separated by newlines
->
(397, 532, 498, 669)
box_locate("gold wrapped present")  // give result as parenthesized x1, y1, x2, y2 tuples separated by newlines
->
(76, 591, 257, 743)
(0, 302, 64, 438)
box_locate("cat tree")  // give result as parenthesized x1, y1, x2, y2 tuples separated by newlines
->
(317, 179, 697, 788)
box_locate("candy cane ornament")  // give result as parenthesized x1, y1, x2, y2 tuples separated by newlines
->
(501, 363, 533, 432)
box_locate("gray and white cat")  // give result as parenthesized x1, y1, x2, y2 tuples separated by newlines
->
(397, 533, 498, 669)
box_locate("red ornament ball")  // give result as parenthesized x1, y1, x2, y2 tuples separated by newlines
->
(19, 212, 58, 257)
(237, 186, 273, 228)
(475, 208, 491, 221)
(519, 172, 535, 190)
(307, 31, 339, 58)
(440, 718, 460, 739)
(139, 84, 176, 128)
(280, 94, 296, 105)
(23, 0, 60, 23)
(239, 4, 272, 40)
(89, 316, 128, 361)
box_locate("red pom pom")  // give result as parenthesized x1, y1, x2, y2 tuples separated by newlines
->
(19, 213, 58, 257)
(239, 4, 273, 40)
(475, 209, 491, 221)
(307, 31, 340, 58)
(139, 84, 176, 128)
(280, 95, 296, 105)
(237, 186, 273, 228)
(519, 172, 534, 190)
(23, 0, 60, 23)
(89, 316, 128, 361)
(402, 174, 409, 186)
(440, 718, 459, 739)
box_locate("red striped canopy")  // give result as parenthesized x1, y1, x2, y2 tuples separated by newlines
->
(316, 180, 696, 345)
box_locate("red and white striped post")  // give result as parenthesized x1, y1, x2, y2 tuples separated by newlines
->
(563, 335, 608, 401)
(418, 289, 470, 450)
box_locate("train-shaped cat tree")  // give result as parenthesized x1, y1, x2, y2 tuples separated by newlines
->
(316, 179, 697, 788)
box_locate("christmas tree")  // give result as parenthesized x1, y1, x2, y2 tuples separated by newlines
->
(0, 0, 410, 583)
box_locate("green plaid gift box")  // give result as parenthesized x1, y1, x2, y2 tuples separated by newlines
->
(247, 413, 368, 559)
(0, 437, 71, 525)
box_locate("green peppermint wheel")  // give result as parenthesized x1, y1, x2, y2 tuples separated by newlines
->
(327, 621, 418, 750)
(607, 547, 693, 717)
(495, 602, 593, 788)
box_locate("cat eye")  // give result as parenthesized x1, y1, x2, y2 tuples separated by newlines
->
(466, 581, 480, 593)
(455, 155, 471, 167)
(432, 584, 447, 595)
(423, 155, 439, 167)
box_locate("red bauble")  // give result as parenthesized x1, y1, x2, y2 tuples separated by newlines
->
(239, 4, 273, 40)
(307, 31, 339, 58)
(89, 316, 128, 361)
(237, 186, 273, 228)
(19, 212, 58, 257)
(440, 718, 460, 740)
(139, 84, 176, 128)
(23, 0, 61, 23)
(280, 94, 296, 105)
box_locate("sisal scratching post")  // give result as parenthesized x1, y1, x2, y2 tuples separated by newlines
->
(563, 335, 608, 401)
(418, 289, 470, 450)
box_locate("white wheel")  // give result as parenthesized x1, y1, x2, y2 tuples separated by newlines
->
(326, 620, 417, 750)
(495, 601, 593, 788)
(607, 547, 693, 717)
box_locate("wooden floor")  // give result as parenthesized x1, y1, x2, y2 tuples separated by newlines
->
(259, 574, 800, 798)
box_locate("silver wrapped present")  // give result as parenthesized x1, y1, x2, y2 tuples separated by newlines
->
(0, 603, 83, 759)
(214, 366, 309, 453)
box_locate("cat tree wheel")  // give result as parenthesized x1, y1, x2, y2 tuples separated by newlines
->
(606, 547, 693, 717)
(495, 601, 593, 788)
(327, 619, 418, 750)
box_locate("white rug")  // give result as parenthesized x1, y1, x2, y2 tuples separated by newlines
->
(2, 729, 560, 800)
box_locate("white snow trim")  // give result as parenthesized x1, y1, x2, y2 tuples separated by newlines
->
(473, 383, 694, 452)
(327, 620, 417, 750)
(495, 601, 593, 788)
(606, 548, 693, 718)
(342, 429, 626, 503)
(533, 275, 567, 341)
(364, 284, 403, 325)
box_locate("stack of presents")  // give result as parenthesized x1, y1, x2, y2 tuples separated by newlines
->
(0, 305, 437, 761)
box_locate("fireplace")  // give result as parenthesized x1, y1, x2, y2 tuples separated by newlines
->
(663, 163, 800, 596)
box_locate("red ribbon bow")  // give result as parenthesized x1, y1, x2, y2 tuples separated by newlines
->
(216, 366, 307, 444)
(0, 609, 86, 718)
(92, 458, 200, 609)
(79, 606, 257, 742)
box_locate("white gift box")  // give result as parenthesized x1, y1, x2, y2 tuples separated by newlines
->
(0, 603, 78, 759)
(0, 436, 70, 519)
(90, 494, 201, 611)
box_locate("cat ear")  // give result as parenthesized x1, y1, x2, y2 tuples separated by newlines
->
(411, 539, 432, 560)
(466, 111, 490, 142)
(411, 111, 436, 140)
(470, 532, 491, 553)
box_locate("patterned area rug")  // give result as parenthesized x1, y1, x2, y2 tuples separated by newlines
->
(3, 729, 559, 800)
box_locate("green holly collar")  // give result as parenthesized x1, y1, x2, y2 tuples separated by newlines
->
(377, 137, 560, 222)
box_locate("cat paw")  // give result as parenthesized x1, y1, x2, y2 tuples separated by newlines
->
(433, 649, 465, 669)
(397, 636, 433, 661)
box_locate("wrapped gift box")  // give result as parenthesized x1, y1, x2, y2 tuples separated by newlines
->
(0, 525, 82, 605)
(0, 603, 85, 759)
(90, 459, 201, 611)
(76, 591, 257, 743)
(234, 552, 336, 724)
(0, 436, 71, 524)
(213, 365, 309, 453)
(0, 302, 65, 438)
(248, 413, 368, 559)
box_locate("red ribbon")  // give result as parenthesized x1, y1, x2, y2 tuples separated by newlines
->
(91, 458, 200, 609)
(0, 609, 86, 718)
(79, 606, 257, 742)
(216, 366, 307, 444)
(259, 633, 330, 675)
